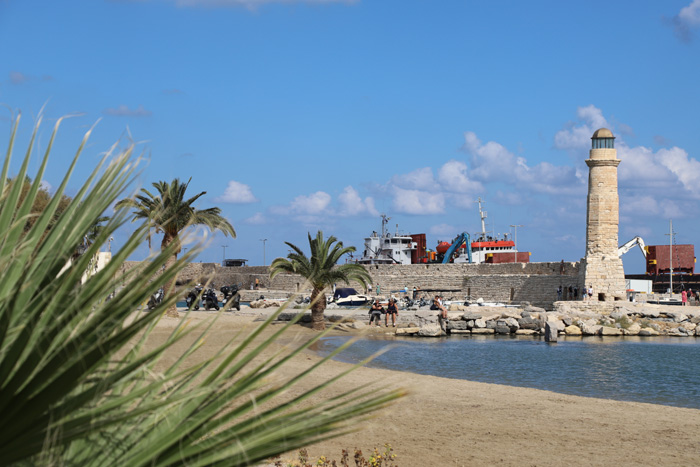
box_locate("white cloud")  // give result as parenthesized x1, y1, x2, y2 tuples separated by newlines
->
(338, 186, 379, 217)
(289, 191, 331, 215)
(390, 167, 437, 191)
(462, 131, 581, 195)
(429, 223, 457, 236)
(391, 187, 444, 215)
(437, 160, 483, 194)
(656, 146, 700, 197)
(244, 212, 267, 224)
(215, 180, 257, 203)
(670, 0, 700, 41)
(102, 105, 152, 117)
(553, 105, 609, 150)
(39, 180, 52, 193)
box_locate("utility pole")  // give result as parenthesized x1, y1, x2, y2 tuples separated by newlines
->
(260, 238, 268, 266)
(222, 245, 228, 263)
(510, 225, 523, 263)
(666, 219, 674, 295)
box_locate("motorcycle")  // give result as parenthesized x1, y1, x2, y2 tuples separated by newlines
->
(220, 285, 241, 311)
(147, 287, 164, 310)
(202, 287, 220, 311)
(185, 284, 204, 310)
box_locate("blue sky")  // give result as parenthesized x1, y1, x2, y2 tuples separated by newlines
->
(1, 0, 699, 274)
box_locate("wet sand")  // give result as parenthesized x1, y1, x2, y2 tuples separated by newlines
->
(147, 309, 700, 466)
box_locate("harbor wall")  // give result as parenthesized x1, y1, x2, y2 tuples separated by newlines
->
(123, 260, 583, 309)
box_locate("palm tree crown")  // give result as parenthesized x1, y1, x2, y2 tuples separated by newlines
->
(270, 231, 371, 330)
(117, 178, 235, 255)
(117, 178, 235, 316)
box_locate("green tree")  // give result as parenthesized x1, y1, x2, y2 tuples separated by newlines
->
(270, 231, 372, 330)
(117, 178, 235, 316)
(4, 176, 72, 235)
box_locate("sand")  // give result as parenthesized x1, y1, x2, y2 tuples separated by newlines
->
(147, 309, 700, 467)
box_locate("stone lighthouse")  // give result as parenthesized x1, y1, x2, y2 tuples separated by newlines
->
(581, 128, 626, 301)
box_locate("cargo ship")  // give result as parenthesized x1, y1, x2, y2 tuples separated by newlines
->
(433, 198, 530, 264)
(356, 198, 530, 265)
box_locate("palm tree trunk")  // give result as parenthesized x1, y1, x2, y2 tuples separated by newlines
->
(162, 232, 180, 318)
(310, 288, 326, 331)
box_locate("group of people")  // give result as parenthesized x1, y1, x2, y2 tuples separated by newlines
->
(556, 285, 594, 301)
(368, 297, 399, 327)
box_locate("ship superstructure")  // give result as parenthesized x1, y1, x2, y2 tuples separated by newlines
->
(357, 214, 415, 265)
(438, 198, 528, 264)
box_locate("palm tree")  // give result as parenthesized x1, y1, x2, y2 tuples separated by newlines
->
(270, 231, 371, 330)
(117, 178, 235, 316)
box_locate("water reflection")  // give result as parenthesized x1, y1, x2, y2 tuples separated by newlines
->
(315, 335, 700, 409)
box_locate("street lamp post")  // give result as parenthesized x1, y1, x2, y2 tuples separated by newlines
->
(222, 245, 228, 263)
(260, 238, 268, 266)
(510, 225, 523, 263)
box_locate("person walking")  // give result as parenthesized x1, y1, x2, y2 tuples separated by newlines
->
(682, 289, 688, 306)
(588, 285, 593, 301)
(385, 297, 399, 327)
(557, 286, 562, 301)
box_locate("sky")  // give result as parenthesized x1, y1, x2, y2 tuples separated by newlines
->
(1, 0, 699, 274)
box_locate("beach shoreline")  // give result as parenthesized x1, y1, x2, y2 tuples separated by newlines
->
(148, 308, 700, 466)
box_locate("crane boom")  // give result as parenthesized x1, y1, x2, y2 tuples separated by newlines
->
(442, 232, 472, 264)
(618, 236, 647, 258)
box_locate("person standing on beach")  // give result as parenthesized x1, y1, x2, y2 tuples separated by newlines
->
(682, 289, 688, 306)
(386, 297, 398, 327)
(376, 284, 381, 295)
(557, 286, 562, 301)
(588, 285, 593, 301)
(413, 286, 418, 300)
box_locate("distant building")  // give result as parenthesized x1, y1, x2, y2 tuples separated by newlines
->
(222, 258, 247, 267)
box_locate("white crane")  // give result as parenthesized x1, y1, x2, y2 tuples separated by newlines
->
(618, 236, 647, 258)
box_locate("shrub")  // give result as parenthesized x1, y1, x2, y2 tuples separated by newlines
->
(0, 115, 403, 466)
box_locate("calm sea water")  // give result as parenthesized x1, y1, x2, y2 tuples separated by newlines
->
(314, 335, 700, 409)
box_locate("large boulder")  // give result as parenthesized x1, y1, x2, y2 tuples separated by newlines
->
(564, 325, 582, 335)
(447, 320, 467, 331)
(580, 322, 602, 336)
(494, 322, 511, 335)
(449, 303, 468, 312)
(665, 311, 688, 323)
(544, 321, 558, 342)
(395, 327, 420, 335)
(463, 312, 483, 320)
(504, 317, 520, 332)
(626, 323, 641, 335)
(600, 326, 622, 336)
(638, 327, 660, 336)
(418, 323, 443, 337)
(471, 328, 495, 334)
(517, 316, 539, 330)
(473, 318, 487, 328)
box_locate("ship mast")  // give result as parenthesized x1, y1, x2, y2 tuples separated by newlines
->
(475, 197, 487, 237)
(380, 214, 391, 238)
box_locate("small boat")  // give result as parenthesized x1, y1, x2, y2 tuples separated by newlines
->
(333, 287, 371, 307)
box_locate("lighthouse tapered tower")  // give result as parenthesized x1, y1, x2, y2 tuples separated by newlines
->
(582, 128, 626, 301)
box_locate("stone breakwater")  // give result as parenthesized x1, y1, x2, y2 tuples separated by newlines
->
(251, 300, 700, 339)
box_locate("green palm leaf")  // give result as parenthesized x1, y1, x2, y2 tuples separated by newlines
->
(0, 114, 403, 466)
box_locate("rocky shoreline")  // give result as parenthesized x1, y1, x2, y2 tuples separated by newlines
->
(245, 298, 700, 338)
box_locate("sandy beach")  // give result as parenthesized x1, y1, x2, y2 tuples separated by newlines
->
(148, 308, 700, 466)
